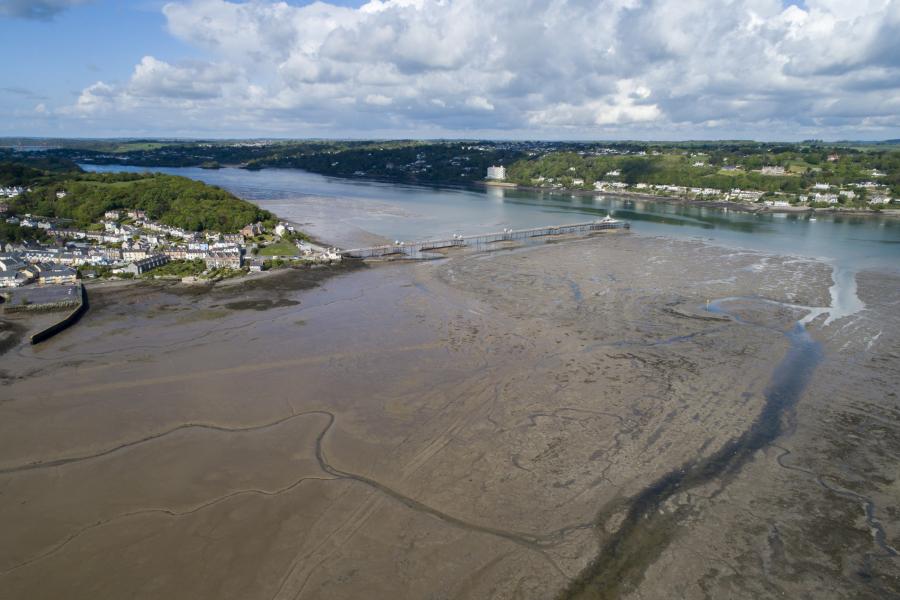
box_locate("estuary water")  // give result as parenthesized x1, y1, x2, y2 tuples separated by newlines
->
(82, 164, 899, 319)
(81, 165, 900, 266)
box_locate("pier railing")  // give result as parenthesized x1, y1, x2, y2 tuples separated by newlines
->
(342, 219, 628, 259)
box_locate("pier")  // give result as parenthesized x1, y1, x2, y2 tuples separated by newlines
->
(341, 218, 629, 259)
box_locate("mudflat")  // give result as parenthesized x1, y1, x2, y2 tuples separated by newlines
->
(0, 234, 897, 599)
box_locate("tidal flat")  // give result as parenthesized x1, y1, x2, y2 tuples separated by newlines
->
(0, 234, 897, 599)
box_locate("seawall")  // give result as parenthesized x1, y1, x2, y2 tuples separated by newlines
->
(30, 284, 88, 345)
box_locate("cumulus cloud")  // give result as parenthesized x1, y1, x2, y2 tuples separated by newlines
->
(128, 56, 240, 100)
(64, 0, 900, 137)
(529, 80, 660, 127)
(0, 0, 92, 20)
(61, 57, 251, 127)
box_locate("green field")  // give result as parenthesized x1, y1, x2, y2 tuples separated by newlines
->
(109, 142, 171, 153)
(257, 240, 299, 256)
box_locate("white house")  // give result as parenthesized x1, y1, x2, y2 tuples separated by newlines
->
(486, 165, 506, 180)
(123, 248, 151, 262)
(814, 193, 839, 204)
(0, 270, 31, 287)
(729, 189, 763, 202)
(37, 265, 77, 285)
(595, 181, 628, 191)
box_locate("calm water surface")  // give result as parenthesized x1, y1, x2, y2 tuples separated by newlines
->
(82, 165, 900, 277)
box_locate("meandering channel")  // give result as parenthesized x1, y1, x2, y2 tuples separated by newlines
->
(559, 256, 885, 599)
(560, 297, 827, 599)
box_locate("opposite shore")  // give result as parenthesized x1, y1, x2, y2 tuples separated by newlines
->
(480, 180, 900, 218)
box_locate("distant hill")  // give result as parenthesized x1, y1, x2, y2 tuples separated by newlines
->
(0, 149, 82, 186)
(831, 139, 900, 147)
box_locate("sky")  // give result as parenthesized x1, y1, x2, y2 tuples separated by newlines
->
(0, 0, 898, 141)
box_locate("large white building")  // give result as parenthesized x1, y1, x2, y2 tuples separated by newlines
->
(486, 165, 506, 180)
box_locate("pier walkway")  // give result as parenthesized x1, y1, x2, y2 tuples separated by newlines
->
(342, 219, 629, 259)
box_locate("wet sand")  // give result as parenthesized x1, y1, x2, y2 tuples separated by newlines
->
(0, 234, 897, 599)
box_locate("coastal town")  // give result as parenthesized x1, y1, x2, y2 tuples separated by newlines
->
(0, 189, 341, 295)
(485, 160, 896, 210)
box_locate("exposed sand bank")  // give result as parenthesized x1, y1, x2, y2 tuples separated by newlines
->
(0, 234, 896, 599)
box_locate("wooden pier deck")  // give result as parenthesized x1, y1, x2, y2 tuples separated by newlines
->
(341, 219, 629, 259)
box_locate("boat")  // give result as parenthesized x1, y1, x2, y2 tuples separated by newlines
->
(595, 214, 629, 229)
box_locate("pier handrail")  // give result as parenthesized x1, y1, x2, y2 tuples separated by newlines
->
(342, 219, 628, 259)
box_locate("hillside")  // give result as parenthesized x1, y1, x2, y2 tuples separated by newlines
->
(0, 155, 272, 233)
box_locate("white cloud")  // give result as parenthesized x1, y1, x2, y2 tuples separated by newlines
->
(70, 81, 116, 114)
(129, 56, 239, 100)
(62, 57, 251, 128)
(529, 80, 661, 127)
(61, 0, 900, 138)
(465, 96, 494, 111)
(365, 93, 392, 106)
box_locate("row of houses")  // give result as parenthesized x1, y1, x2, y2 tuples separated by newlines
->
(118, 242, 244, 268)
(590, 180, 894, 206)
(114, 254, 170, 276)
(141, 220, 199, 241)
(0, 242, 244, 284)
(522, 165, 895, 206)
(3, 243, 119, 266)
(0, 261, 77, 288)
(205, 249, 243, 269)
(0, 186, 26, 198)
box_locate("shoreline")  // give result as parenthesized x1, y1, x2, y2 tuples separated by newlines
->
(81, 259, 355, 294)
(488, 182, 900, 218)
